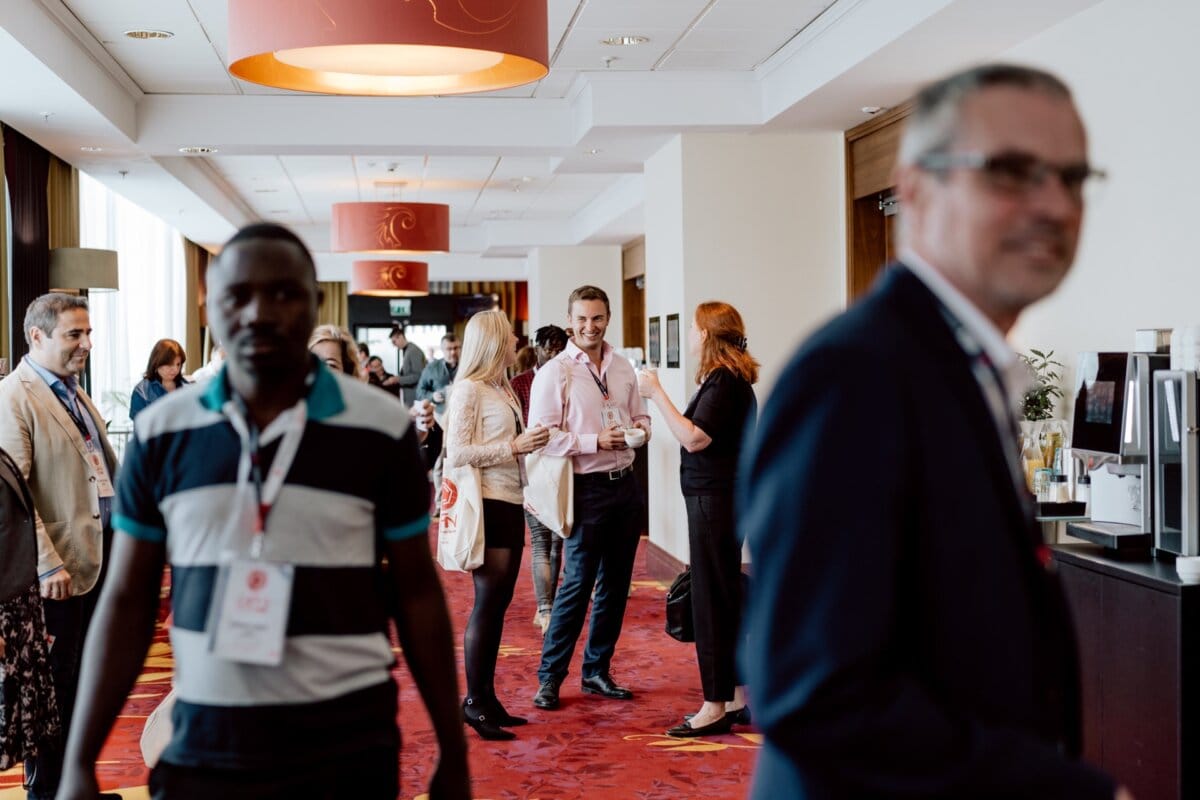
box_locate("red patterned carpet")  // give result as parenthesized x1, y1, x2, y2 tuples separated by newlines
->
(1, 532, 759, 799)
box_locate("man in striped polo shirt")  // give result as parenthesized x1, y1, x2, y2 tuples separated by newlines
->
(58, 224, 469, 799)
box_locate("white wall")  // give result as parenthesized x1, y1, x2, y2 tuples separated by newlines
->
(644, 132, 846, 563)
(527, 245, 624, 347)
(1005, 0, 1200, 391)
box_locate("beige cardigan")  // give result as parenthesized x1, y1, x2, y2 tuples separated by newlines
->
(0, 358, 119, 596)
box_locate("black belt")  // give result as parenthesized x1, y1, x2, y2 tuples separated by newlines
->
(579, 464, 634, 482)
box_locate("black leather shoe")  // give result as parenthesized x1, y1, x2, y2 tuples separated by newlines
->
(463, 697, 516, 741)
(489, 696, 528, 726)
(581, 672, 633, 700)
(667, 714, 733, 738)
(533, 680, 561, 710)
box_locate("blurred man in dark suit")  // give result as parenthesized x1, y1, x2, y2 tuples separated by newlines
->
(740, 64, 1129, 800)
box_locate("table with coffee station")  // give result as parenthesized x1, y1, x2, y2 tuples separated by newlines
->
(1035, 330, 1199, 800)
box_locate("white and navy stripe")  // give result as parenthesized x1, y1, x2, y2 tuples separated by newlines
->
(114, 362, 429, 768)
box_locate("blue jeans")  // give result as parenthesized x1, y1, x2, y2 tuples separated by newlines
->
(537, 471, 642, 684)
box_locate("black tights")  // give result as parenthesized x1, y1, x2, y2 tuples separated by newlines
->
(464, 545, 523, 702)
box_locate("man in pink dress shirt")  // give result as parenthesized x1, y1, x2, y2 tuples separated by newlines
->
(528, 286, 651, 710)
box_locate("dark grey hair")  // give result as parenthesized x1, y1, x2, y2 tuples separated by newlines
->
(897, 64, 1074, 167)
(24, 293, 89, 345)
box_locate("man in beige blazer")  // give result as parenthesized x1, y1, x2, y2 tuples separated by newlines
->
(0, 292, 119, 800)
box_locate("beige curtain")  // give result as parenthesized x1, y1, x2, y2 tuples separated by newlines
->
(0, 128, 8, 364)
(182, 239, 209, 367)
(47, 156, 79, 250)
(317, 281, 349, 329)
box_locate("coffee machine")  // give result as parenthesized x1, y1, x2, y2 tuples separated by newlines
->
(1152, 370, 1200, 557)
(1069, 351, 1169, 549)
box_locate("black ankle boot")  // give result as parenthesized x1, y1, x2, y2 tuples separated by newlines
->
(489, 696, 528, 727)
(463, 697, 516, 741)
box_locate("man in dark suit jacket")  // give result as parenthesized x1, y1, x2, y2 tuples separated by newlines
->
(739, 65, 1128, 799)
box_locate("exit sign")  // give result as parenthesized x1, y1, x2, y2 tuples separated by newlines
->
(389, 299, 412, 317)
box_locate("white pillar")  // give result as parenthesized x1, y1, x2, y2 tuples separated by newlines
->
(644, 132, 847, 563)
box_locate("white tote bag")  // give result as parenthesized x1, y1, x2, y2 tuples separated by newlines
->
(437, 462, 485, 571)
(437, 387, 486, 571)
(524, 358, 575, 538)
(524, 451, 574, 537)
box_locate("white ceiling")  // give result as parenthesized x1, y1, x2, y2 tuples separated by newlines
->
(0, 0, 1103, 280)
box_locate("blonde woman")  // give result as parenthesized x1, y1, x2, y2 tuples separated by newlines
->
(445, 310, 549, 741)
(307, 324, 364, 380)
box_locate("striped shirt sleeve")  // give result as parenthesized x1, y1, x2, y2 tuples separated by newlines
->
(114, 431, 167, 543)
(378, 424, 432, 542)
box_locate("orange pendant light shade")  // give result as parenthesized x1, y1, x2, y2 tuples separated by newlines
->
(228, 0, 549, 96)
(331, 202, 450, 255)
(350, 261, 430, 297)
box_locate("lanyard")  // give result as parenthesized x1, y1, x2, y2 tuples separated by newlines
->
(587, 365, 609, 399)
(54, 388, 93, 443)
(225, 397, 308, 558)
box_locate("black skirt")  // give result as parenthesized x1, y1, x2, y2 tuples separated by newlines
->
(482, 498, 526, 550)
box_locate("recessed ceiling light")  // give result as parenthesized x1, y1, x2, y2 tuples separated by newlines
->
(80, 146, 104, 153)
(861, 106, 885, 115)
(602, 35, 648, 46)
(124, 29, 174, 40)
(585, 148, 602, 156)
(178, 145, 218, 155)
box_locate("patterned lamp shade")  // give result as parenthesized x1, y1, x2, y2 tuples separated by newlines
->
(227, 0, 548, 96)
(331, 202, 450, 255)
(350, 261, 429, 297)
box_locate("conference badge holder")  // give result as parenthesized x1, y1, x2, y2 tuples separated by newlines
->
(207, 398, 307, 667)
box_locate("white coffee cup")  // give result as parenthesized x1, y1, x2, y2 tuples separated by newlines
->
(624, 427, 646, 448)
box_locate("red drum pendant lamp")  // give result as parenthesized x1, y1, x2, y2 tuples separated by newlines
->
(227, 0, 549, 96)
(331, 201, 450, 255)
(350, 260, 430, 297)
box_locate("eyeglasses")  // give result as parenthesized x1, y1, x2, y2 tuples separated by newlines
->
(917, 150, 1107, 200)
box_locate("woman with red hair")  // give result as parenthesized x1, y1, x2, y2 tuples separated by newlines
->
(638, 301, 758, 737)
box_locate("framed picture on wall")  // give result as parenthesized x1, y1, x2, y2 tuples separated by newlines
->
(648, 316, 661, 366)
(666, 313, 680, 368)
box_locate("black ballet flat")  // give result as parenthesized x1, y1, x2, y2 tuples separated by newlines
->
(666, 714, 733, 738)
(686, 705, 751, 725)
(463, 697, 516, 741)
(728, 705, 751, 725)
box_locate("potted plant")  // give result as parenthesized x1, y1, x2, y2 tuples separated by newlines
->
(1020, 349, 1065, 422)
(1019, 349, 1068, 483)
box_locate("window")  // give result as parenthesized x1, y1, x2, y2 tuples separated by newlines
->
(79, 171, 186, 428)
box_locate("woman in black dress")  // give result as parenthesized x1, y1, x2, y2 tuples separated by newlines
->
(0, 446, 60, 772)
(638, 301, 758, 737)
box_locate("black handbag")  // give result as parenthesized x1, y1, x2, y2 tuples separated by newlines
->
(665, 569, 695, 643)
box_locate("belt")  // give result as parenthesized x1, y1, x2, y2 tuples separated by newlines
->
(579, 464, 634, 482)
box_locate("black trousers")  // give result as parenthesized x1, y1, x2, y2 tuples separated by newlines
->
(25, 527, 112, 800)
(684, 493, 742, 702)
(538, 471, 641, 684)
(149, 746, 399, 799)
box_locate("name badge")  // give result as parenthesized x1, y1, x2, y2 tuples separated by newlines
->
(208, 558, 294, 666)
(600, 400, 625, 429)
(86, 449, 115, 498)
